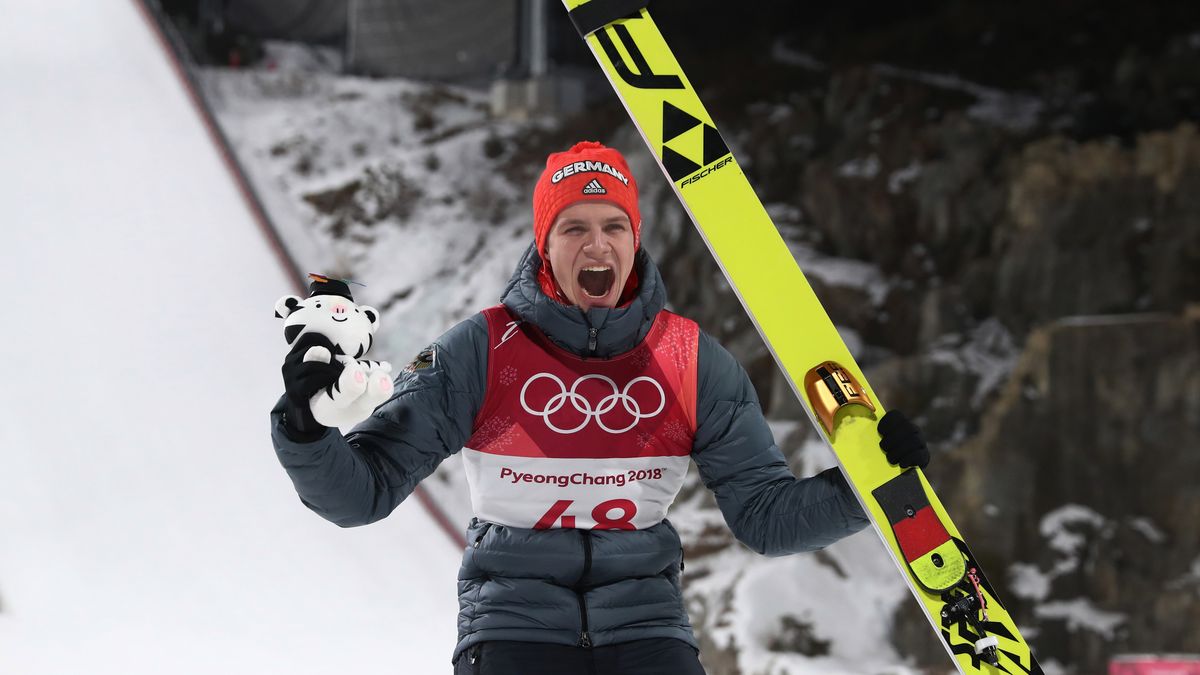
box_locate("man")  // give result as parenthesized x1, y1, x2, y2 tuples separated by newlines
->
(273, 141, 930, 674)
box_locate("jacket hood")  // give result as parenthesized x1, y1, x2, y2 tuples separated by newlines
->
(500, 242, 667, 358)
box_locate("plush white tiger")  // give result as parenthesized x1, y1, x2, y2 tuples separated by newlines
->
(274, 278, 393, 429)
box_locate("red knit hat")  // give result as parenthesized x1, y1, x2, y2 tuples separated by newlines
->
(532, 141, 641, 301)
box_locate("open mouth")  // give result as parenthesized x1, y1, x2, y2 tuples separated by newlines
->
(578, 266, 614, 298)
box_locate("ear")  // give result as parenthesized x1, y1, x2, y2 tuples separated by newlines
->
(360, 305, 381, 331)
(274, 295, 303, 319)
(284, 323, 305, 345)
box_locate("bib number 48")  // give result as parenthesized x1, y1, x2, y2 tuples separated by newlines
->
(534, 498, 637, 530)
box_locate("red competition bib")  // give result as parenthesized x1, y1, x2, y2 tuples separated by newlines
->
(464, 306, 699, 530)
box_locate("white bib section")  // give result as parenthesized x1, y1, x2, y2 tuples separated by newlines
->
(461, 448, 690, 530)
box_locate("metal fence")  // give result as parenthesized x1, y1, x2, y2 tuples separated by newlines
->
(348, 0, 519, 81)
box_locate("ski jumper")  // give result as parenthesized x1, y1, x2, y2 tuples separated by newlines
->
(269, 245, 870, 666)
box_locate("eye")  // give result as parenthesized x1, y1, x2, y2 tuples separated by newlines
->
(354, 308, 360, 313)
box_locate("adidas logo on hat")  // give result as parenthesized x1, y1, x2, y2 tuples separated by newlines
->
(581, 179, 607, 195)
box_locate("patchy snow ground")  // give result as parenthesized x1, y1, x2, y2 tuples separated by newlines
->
(200, 45, 536, 366)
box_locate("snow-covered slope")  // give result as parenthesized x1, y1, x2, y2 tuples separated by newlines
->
(0, 4, 460, 673)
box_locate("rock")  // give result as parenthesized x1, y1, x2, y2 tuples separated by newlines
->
(994, 125, 1200, 334)
(941, 311, 1200, 672)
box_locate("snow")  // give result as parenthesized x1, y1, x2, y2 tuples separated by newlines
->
(871, 63, 1044, 133)
(722, 545, 920, 675)
(1012, 505, 1131, 631)
(675, 526, 922, 675)
(1187, 558, 1200, 584)
(0, 4, 460, 673)
(664, 427, 926, 675)
(887, 160, 923, 194)
(836, 325, 867, 362)
(199, 57, 533, 366)
(1009, 563, 1054, 602)
(927, 318, 1019, 407)
(1035, 599, 1126, 639)
(260, 41, 345, 74)
(837, 154, 882, 179)
(1129, 517, 1167, 544)
(1040, 504, 1106, 557)
(1166, 557, 1200, 593)
(770, 39, 827, 71)
(794, 436, 840, 479)
(766, 202, 806, 228)
(1041, 659, 1068, 675)
(1053, 312, 1177, 328)
(787, 243, 891, 306)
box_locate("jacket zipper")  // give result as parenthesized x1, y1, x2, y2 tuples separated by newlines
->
(467, 526, 489, 672)
(467, 644, 481, 671)
(576, 529, 593, 648)
(586, 327, 598, 356)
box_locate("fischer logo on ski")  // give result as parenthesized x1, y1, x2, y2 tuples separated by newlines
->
(662, 102, 732, 185)
(588, 13, 733, 186)
(593, 23, 683, 90)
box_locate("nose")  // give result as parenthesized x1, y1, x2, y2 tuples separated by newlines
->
(583, 229, 610, 252)
(333, 304, 346, 314)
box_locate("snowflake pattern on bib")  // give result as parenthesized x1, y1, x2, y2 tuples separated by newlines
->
(499, 365, 520, 387)
(471, 414, 517, 453)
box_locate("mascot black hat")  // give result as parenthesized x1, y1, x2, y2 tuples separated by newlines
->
(307, 274, 355, 301)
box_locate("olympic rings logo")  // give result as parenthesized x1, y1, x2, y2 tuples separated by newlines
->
(519, 373, 666, 434)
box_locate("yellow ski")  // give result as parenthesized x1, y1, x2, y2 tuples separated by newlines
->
(562, 2, 1041, 673)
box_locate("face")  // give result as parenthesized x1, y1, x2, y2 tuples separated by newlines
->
(546, 201, 636, 310)
(275, 293, 381, 354)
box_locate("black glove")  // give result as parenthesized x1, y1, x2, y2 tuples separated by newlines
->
(878, 410, 930, 469)
(280, 332, 343, 441)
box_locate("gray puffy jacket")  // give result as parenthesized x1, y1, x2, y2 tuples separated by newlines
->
(269, 244, 869, 663)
